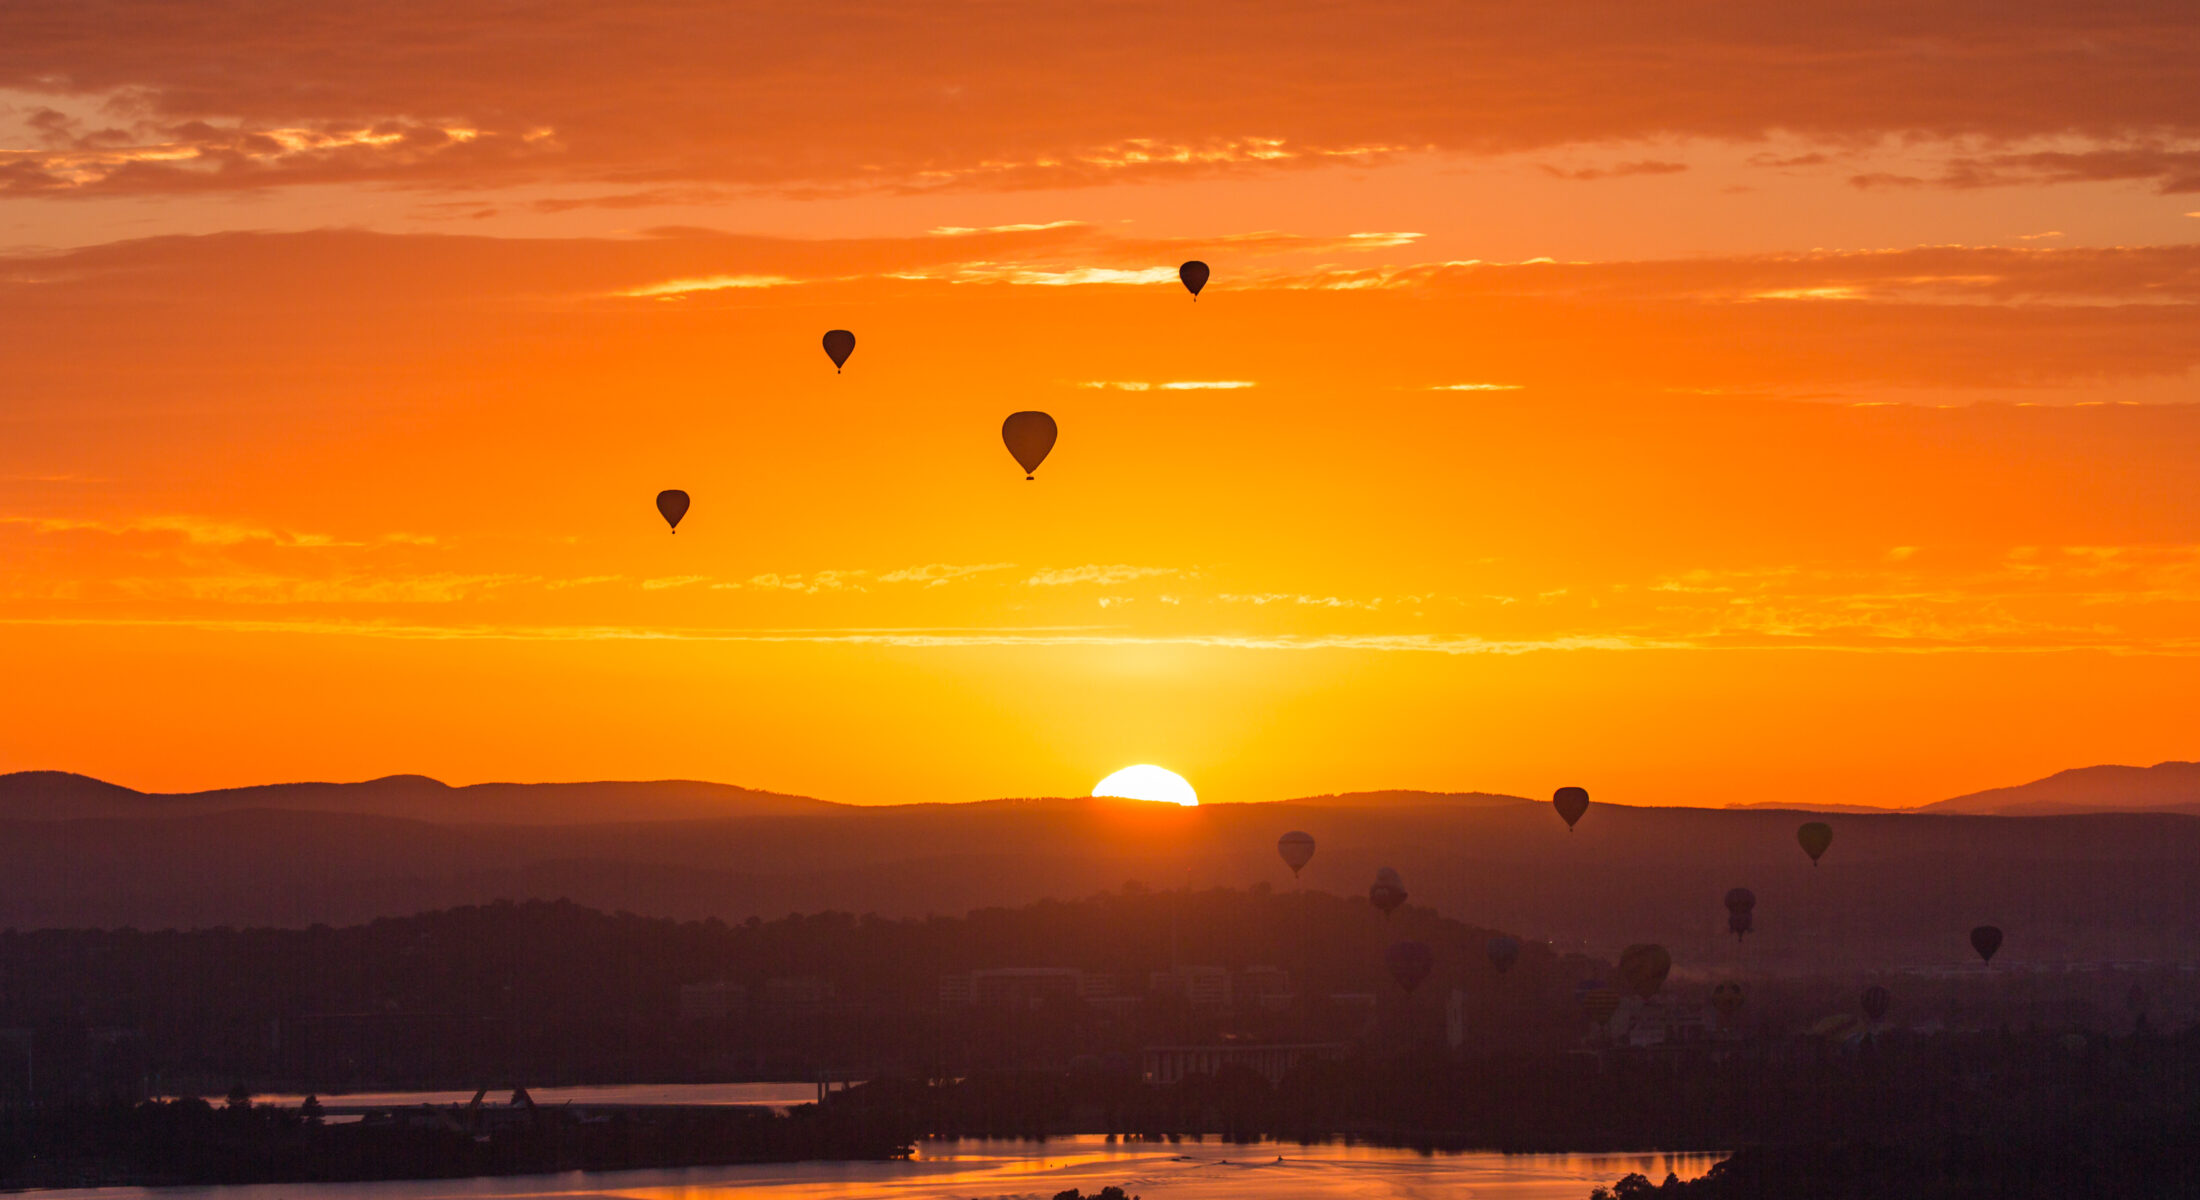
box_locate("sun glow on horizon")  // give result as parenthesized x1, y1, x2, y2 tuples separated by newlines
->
(1092, 764, 1198, 806)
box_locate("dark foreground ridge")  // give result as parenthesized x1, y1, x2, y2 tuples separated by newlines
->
(0, 894, 2193, 1191)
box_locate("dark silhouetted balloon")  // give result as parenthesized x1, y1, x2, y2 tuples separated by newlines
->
(1386, 940, 1433, 993)
(655, 490, 690, 533)
(1862, 985, 1890, 1022)
(1725, 887, 1757, 940)
(1553, 786, 1589, 831)
(1711, 981, 1744, 1023)
(1001, 411, 1058, 479)
(1618, 944, 1671, 1000)
(1970, 924, 2003, 964)
(1797, 821, 1833, 865)
(822, 329, 855, 371)
(1369, 867, 1407, 917)
(1179, 260, 1209, 299)
(1486, 935, 1521, 975)
(1277, 831, 1316, 877)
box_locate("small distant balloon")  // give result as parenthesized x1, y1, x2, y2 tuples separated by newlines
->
(1618, 944, 1671, 1000)
(1862, 985, 1890, 1022)
(1277, 831, 1316, 877)
(1710, 981, 1744, 1024)
(1001, 411, 1058, 480)
(1553, 786, 1590, 831)
(1970, 924, 2003, 964)
(655, 489, 690, 533)
(1369, 867, 1407, 917)
(1386, 941, 1433, 993)
(1725, 888, 1757, 940)
(1797, 821, 1833, 866)
(1486, 935, 1521, 975)
(821, 329, 855, 371)
(1179, 260, 1209, 299)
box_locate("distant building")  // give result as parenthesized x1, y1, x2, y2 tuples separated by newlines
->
(761, 977, 834, 1011)
(972, 968, 1083, 1010)
(677, 981, 747, 1020)
(1241, 966, 1293, 1010)
(1149, 965, 1233, 1008)
(1141, 1042, 1349, 1085)
(939, 967, 1112, 1010)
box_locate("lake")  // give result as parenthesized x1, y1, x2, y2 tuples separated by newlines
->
(37, 1136, 1725, 1199)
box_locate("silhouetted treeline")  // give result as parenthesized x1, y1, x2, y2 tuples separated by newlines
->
(0, 1094, 912, 1188)
(0, 890, 1585, 1099)
(1, 892, 2187, 1103)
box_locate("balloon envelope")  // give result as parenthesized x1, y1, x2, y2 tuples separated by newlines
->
(655, 490, 690, 532)
(1386, 941, 1433, 993)
(1862, 985, 1891, 1021)
(1618, 944, 1672, 1000)
(1277, 831, 1316, 876)
(1797, 821, 1834, 864)
(1369, 867, 1407, 916)
(1178, 260, 1209, 297)
(1727, 911, 1754, 939)
(1553, 786, 1589, 830)
(1970, 924, 2003, 963)
(1486, 935, 1521, 975)
(1001, 411, 1058, 478)
(822, 329, 855, 370)
(1724, 887, 1757, 914)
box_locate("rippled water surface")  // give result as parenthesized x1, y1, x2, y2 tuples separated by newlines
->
(47, 1136, 1725, 1200)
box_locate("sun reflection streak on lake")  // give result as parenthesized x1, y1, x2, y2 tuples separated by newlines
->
(38, 1137, 1725, 1200)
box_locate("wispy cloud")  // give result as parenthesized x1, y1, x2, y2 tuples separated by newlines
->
(1079, 380, 1256, 391)
(1429, 383, 1524, 392)
(876, 562, 1016, 585)
(1024, 565, 1179, 587)
(927, 221, 1086, 236)
(4, 515, 358, 547)
(614, 274, 798, 298)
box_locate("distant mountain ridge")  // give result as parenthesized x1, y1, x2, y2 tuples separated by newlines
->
(0, 770, 841, 824)
(1917, 761, 2200, 817)
(0, 768, 2196, 963)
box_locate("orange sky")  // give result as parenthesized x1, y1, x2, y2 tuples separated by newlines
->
(4, 2, 2198, 806)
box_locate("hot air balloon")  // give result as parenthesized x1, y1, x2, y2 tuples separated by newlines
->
(1369, 867, 1407, 917)
(1618, 944, 1671, 1000)
(1178, 260, 1209, 299)
(1862, 985, 1890, 1022)
(821, 329, 855, 372)
(1001, 411, 1058, 480)
(1710, 981, 1744, 1025)
(1797, 821, 1833, 866)
(655, 490, 690, 533)
(1386, 941, 1433, 993)
(1970, 924, 2002, 965)
(1725, 887, 1757, 940)
(1276, 831, 1316, 877)
(1486, 935, 1521, 976)
(1577, 980, 1620, 1028)
(1553, 786, 1589, 831)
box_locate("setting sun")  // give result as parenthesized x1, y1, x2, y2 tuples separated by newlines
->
(1092, 765, 1198, 806)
